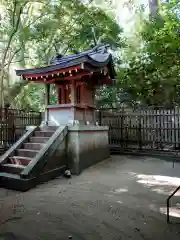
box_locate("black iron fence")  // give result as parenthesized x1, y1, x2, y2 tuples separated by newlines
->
(0, 108, 41, 154)
(96, 108, 180, 152)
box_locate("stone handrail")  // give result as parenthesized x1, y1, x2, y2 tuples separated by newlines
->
(20, 125, 68, 178)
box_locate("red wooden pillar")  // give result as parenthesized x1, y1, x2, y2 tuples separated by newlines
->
(81, 83, 86, 121)
(56, 85, 63, 104)
(45, 84, 50, 124)
(61, 85, 65, 104)
(63, 84, 71, 104)
(58, 87, 61, 104)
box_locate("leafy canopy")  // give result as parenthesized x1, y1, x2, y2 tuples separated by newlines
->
(117, 0, 180, 107)
(0, 0, 123, 110)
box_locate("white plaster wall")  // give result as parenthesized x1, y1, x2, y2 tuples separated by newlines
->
(48, 108, 73, 125)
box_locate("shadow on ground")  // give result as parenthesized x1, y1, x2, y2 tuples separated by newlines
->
(1, 155, 180, 239)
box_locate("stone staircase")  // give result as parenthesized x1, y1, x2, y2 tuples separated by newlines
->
(1, 126, 56, 175)
(0, 125, 67, 191)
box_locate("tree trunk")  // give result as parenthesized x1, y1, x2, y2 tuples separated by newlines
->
(0, 2, 26, 107)
(148, 0, 159, 18)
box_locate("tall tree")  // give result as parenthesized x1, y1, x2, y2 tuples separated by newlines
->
(149, 0, 159, 17)
(117, 0, 180, 107)
(0, 0, 123, 110)
(0, 0, 51, 107)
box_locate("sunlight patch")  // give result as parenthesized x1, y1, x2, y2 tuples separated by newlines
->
(160, 207, 180, 218)
(137, 174, 180, 187)
(150, 204, 180, 219)
(151, 187, 180, 196)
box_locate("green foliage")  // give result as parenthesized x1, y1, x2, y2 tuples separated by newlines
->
(0, 0, 123, 110)
(118, 0, 180, 107)
(3, 0, 179, 110)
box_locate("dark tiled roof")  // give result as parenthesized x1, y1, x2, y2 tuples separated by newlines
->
(15, 44, 116, 78)
(50, 44, 109, 65)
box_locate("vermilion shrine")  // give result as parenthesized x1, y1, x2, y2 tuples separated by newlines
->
(0, 44, 115, 191)
(16, 44, 115, 126)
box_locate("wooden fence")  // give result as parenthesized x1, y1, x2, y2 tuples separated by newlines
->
(0, 108, 42, 154)
(96, 108, 180, 151)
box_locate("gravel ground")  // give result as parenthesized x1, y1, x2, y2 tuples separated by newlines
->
(1, 155, 180, 240)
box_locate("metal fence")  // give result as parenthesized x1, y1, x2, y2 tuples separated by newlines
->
(96, 108, 180, 152)
(0, 108, 42, 154)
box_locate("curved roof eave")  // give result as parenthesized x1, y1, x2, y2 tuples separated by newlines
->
(15, 54, 114, 77)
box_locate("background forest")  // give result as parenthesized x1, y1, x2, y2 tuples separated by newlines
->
(0, 0, 179, 111)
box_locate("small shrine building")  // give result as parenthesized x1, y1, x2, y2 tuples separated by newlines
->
(15, 44, 116, 174)
(16, 44, 115, 126)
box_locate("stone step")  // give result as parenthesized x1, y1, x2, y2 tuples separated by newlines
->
(1, 164, 25, 174)
(40, 126, 58, 131)
(16, 149, 38, 158)
(0, 172, 20, 179)
(24, 142, 44, 150)
(34, 131, 54, 137)
(9, 156, 32, 166)
(29, 136, 50, 143)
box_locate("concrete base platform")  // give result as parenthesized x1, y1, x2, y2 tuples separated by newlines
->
(0, 165, 66, 191)
(67, 125, 110, 174)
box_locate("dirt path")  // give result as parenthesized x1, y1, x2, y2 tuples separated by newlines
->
(1, 155, 180, 239)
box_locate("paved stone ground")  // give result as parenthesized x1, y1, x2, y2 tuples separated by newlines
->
(1, 155, 180, 240)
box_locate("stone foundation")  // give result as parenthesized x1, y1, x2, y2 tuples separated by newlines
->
(39, 118, 109, 175)
(67, 125, 109, 175)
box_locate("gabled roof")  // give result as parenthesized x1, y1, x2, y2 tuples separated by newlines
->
(15, 44, 116, 79)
